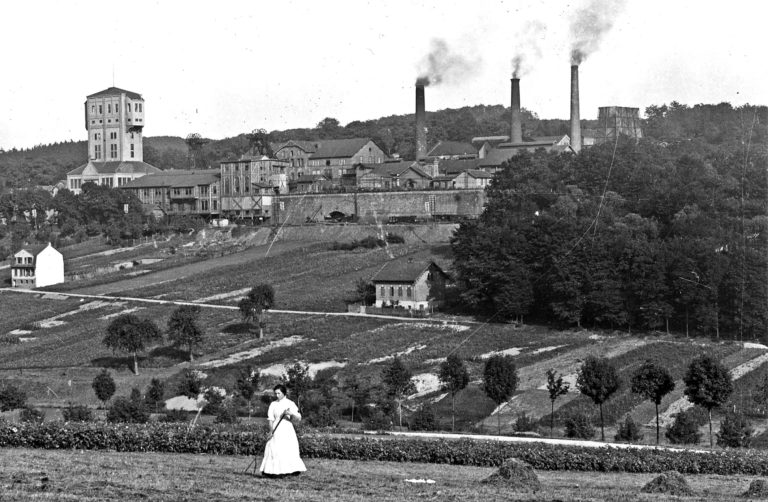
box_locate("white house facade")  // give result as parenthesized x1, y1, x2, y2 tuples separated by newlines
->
(11, 243, 64, 288)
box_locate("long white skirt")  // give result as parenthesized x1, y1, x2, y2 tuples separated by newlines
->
(260, 421, 306, 475)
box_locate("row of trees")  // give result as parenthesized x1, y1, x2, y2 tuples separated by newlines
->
(452, 136, 767, 339)
(102, 306, 204, 374)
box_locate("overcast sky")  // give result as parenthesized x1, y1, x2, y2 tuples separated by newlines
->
(1, 0, 764, 149)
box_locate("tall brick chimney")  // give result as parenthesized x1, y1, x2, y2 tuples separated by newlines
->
(570, 65, 582, 153)
(510, 78, 522, 144)
(415, 83, 427, 160)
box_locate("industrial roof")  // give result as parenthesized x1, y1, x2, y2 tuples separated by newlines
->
(437, 159, 480, 175)
(309, 138, 373, 159)
(275, 140, 319, 154)
(86, 87, 143, 100)
(427, 141, 478, 157)
(67, 161, 162, 176)
(120, 169, 220, 188)
(472, 135, 510, 144)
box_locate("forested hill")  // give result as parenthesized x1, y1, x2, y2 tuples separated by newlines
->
(0, 102, 765, 188)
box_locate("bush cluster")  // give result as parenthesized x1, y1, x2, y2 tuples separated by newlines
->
(5, 422, 768, 475)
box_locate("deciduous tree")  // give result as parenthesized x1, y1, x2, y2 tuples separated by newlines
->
(238, 284, 275, 338)
(382, 357, 416, 428)
(576, 356, 621, 441)
(683, 355, 733, 447)
(92, 369, 116, 408)
(546, 369, 570, 437)
(167, 305, 204, 362)
(483, 355, 518, 435)
(103, 314, 162, 374)
(439, 354, 470, 431)
(630, 360, 675, 444)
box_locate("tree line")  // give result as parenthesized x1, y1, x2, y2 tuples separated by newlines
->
(451, 126, 767, 339)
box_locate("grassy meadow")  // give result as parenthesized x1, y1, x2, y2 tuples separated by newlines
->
(1, 447, 762, 502)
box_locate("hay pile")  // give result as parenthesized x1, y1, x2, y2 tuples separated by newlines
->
(641, 471, 693, 496)
(743, 479, 768, 498)
(483, 458, 541, 491)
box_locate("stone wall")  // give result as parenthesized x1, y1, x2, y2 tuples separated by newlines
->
(273, 189, 485, 225)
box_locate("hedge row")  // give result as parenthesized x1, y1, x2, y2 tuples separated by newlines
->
(2, 421, 768, 475)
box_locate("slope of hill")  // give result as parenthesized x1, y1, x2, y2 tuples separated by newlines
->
(1, 224, 766, 446)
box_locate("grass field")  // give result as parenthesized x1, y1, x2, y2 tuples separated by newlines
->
(0, 447, 761, 501)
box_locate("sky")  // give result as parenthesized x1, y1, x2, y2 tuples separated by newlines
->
(0, 0, 765, 150)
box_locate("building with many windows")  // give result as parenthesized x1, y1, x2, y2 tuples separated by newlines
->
(67, 87, 161, 194)
(120, 169, 220, 218)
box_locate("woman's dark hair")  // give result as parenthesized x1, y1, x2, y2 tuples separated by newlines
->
(273, 384, 287, 394)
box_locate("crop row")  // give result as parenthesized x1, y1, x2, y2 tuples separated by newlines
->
(3, 421, 768, 475)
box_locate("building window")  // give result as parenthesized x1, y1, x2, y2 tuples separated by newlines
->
(115, 104, 119, 113)
(389, 286, 394, 296)
(91, 105, 95, 113)
(99, 105, 103, 114)
(94, 145, 101, 160)
(380, 286, 385, 297)
(397, 286, 403, 297)
(110, 144, 117, 158)
(406, 286, 412, 298)
(130, 144, 135, 158)
(108, 104, 111, 114)
(127, 103, 131, 112)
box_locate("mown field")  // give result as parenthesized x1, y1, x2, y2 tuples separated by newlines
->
(1, 447, 763, 502)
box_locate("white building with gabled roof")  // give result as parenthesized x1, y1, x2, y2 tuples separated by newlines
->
(10, 243, 64, 288)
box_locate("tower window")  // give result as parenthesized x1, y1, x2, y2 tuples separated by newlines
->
(108, 104, 111, 114)
(99, 105, 103, 114)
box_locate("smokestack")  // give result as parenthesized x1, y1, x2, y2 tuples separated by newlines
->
(415, 82, 427, 160)
(510, 78, 522, 144)
(570, 65, 582, 153)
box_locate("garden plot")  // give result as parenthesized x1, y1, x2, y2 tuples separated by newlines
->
(193, 287, 251, 303)
(260, 360, 347, 378)
(100, 307, 144, 320)
(480, 347, 522, 358)
(367, 344, 427, 364)
(198, 335, 304, 368)
(35, 300, 119, 328)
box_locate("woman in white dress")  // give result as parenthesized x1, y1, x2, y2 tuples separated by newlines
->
(260, 384, 307, 478)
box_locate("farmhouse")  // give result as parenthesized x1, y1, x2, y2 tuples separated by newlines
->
(372, 259, 449, 310)
(10, 243, 64, 288)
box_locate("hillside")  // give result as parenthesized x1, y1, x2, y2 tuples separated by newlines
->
(1, 223, 766, 446)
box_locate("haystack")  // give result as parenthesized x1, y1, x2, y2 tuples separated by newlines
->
(641, 471, 693, 496)
(743, 479, 768, 498)
(483, 458, 541, 491)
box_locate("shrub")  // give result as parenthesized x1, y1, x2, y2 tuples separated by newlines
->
(409, 405, 436, 431)
(215, 400, 240, 425)
(363, 409, 392, 431)
(161, 409, 191, 423)
(564, 414, 595, 439)
(304, 405, 337, 428)
(19, 406, 45, 424)
(92, 369, 116, 406)
(666, 409, 703, 445)
(717, 412, 753, 448)
(514, 413, 538, 433)
(385, 233, 405, 244)
(107, 397, 149, 424)
(61, 404, 94, 422)
(0, 384, 27, 411)
(359, 236, 384, 249)
(614, 415, 644, 443)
